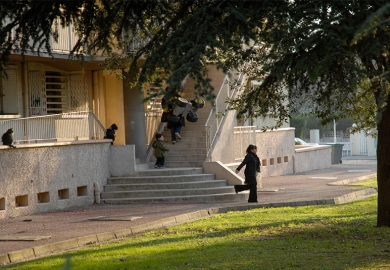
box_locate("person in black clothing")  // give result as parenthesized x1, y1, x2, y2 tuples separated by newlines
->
(161, 87, 186, 144)
(2, 128, 16, 148)
(104, 123, 118, 145)
(234, 144, 261, 203)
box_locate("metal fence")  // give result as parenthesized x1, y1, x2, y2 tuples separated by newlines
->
(233, 126, 257, 161)
(0, 111, 106, 144)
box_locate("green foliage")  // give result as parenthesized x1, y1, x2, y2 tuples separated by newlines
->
(6, 196, 390, 270)
(2, 1, 390, 128)
(290, 115, 307, 138)
(290, 115, 354, 139)
(2, 0, 390, 224)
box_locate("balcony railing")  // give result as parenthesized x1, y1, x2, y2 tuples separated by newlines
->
(0, 111, 106, 144)
(5, 16, 147, 56)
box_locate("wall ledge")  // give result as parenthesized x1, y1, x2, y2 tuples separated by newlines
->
(0, 139, 112, 150)
(295, 144, 331, 153)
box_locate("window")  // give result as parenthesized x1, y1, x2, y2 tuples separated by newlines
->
(29, 70, 89, 116)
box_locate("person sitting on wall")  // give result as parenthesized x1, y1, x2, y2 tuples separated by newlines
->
(104, 124, 118, 145)
(2, 128, 16, 148)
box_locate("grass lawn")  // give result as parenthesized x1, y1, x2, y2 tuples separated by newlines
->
(5, 180, 390, 270)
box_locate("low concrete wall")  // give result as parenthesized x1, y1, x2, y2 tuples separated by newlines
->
(203, 161, 244, 185)
(227, 128, 295, 178)
(225, 128, 332, 178)
(110, 145, 136, 176)
(255, 128, 295, 177)
(0, 140, 112, 219)
(293, 145, 332, 174)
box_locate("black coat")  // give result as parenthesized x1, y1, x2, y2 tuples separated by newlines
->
(237, 152, 261, 185)
(2, 129, 13, 145)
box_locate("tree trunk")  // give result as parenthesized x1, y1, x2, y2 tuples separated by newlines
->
(377, 102, 390, 226)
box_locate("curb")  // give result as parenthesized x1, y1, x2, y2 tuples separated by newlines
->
(0, 188, 378, 266)
(327, 173, 377, 186)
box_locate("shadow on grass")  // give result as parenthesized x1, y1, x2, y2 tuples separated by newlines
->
(6, 197, 390, 270)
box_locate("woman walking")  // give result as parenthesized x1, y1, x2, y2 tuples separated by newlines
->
(234, 144, 261, 203)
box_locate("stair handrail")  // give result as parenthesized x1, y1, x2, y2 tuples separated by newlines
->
(205, 68, 247, 161)
(145, 93, 165, 162)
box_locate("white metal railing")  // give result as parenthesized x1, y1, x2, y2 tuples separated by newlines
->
(145, 96, 163, 148)
(205, 69, 247, 160)
(0, 111, 105, 144)
(233, 126, 257, 161)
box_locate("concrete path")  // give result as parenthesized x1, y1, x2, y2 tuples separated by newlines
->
(0, 157, 377, 265)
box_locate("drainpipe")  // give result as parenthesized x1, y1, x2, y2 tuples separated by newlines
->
(292, 154, 296, 174)
(93, 181, 100, 204)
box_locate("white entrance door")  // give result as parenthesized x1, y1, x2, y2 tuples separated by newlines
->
(2, 69, 19, 114)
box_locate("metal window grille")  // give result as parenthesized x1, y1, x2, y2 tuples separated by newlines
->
(68, 74, 89, 112)
(29, 71, 47, 116)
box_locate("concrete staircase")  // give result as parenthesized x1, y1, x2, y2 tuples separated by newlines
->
(101, 167, 248, 203)
(151, 67, 225, 168)
(160, 122, 209, 168)
(101, 66, 243, 204)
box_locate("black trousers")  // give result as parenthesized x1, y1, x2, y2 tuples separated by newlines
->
(235, 184, 258, 202)
(155, 156, 165, 166)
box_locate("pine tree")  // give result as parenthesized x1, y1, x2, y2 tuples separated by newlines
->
(2, 0, 390, 226)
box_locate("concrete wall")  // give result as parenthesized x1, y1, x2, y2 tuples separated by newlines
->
(255, 128, 295, 177)
(210, 109, 238, 163)
(224, 128, 332, 178)
(110, 145, 137, 176)
(293, 145, 332, 174)
(226, 128, 295, 178)
(0, 141, 112, 219)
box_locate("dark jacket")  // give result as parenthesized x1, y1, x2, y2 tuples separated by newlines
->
(152, 140, 169, 158)
(2, 129, 13, 145)
(237, 152, 261, 185)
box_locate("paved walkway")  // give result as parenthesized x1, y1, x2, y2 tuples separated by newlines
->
(0, 157, 377, 265)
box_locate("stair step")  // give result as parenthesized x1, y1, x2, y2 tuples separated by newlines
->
(166, 145, 207, 152)
(108, 174, 216, 184)
(102, 192, 248, 204)
(164, 136, 208, 143)
(135, 163, 149, 171)
(161, 161, 205, 168)
(162, 130, 208, 136)
(104, 180, 228, 191)
(136, 167, 204, 176)
(101, 186, 235, 198)
(168, 148, 206, 156)
(150, 155, 207, 162)
(175, 125, 207, 131)
(153, 154, 206, 162)
(162, 141, 207, 148)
